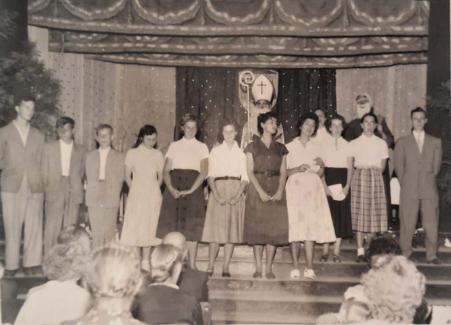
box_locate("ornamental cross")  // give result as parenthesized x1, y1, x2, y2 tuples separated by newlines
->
(257, 81, 266, 94)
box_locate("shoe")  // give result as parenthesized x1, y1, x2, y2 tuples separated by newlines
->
(222, 271, 231, 278)
(24, 266, 42, 276)
(355, 254, 367, 263)
(303, 268, 316, 280)
(252, 271, 262, 278)
(4, 269, 18, 277)
(427, 258, 442, 265)
(265, 271, 276, 279)
(444, 238, 451, 248)
(332, 255, 342, 263)
(319, 254, 329, 262)
(290, 269, 301, 279)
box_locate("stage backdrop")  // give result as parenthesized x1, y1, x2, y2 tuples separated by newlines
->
(176, 67, 336, 147)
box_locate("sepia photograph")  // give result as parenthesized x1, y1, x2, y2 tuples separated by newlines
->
(0, 0, 450, 324)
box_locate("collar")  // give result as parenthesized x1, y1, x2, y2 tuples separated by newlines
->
(412, 130, 425, 137)
(59, 139, 74, 147)
(98, 146, 111, 153)
(13, 120, 30, 132)
(181, 137, 196, 143)
(220, 141, 239, 150)
(149, 282, 180, 290)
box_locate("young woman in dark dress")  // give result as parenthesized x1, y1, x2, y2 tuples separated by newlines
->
(243, 112, 289, 279)
(157, 114, 209, 270)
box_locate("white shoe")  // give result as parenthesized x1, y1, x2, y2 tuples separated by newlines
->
(445, 238, 451, 248)
(303, 268, 316, 280)
(290, 269, 301, 279)
(141, 260, 150, 272)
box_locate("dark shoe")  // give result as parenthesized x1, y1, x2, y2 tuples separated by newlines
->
(4, 269, 18, 277)
(427, 258, 442, 265)
(24, 266, 42, 276)
(355, 255, 367, 263)
(319, 254, 329, 262)
(252, 271, 262, 278)
(265, 271, 276, 279)
(332, 255, 342, 263)
(222, 271, 231, 278)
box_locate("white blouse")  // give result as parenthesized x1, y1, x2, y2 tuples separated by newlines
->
(208, 141, 249, 182)
(350, 134, 389, 168)
(321, 136, 352, 169)
(286, 137, 322, 169)
(165, 137, 209, 172)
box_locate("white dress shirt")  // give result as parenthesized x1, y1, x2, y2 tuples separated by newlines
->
(59, 139, 73, 177)
(13, 121, 30, 146)
(165, 137, 209, 172)
(98, 147, 111, 180)
(208, 141, 249, 182)
(350, 134, 389, 168)
(321, 136, 352, 169)
(413, 130, 425, 153)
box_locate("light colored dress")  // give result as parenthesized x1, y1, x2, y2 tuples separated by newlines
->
(121, 145, 164, 247)
(285, 137, 336, 243)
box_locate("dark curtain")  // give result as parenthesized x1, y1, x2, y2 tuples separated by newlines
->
(176, 67, 336, 147)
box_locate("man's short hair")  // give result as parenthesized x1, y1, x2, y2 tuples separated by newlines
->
(56, 116, 75, 129)
(95, 123, 113, 135)
(410, 107, 427, 118)
(14, 94, 36, 107)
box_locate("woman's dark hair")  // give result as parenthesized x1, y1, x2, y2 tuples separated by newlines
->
(217, 119, 238, 143)
(360, 112, 378, 124)
(325, 114, 347, 134)
(297, 112, 319, 137)
(366, 234, 401, 266)
(134, 124, 158, 148)
(257, 111, 278, 135)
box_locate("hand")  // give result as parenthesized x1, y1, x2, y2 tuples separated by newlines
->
(228, 193, 242, 205)
(179, 189, 194, 197)
(314, 157, 325, 167)
(297, 164, 310, 173)
(213, 191, 227, 205)
(170, 188, 181, 199)
(271, 190, 283, 201)
(343, 185, 350, 197)
(325, 187, 333, 197)
(258, 190, 271, 202)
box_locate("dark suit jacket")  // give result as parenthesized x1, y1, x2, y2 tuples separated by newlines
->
(0, 122, 44, 193)
(178, 268, 209, 303)
(134, 285, 202, 325)
(85, 148, 125, 208)
(394, 133, 442, 199)
(42, 140, 86, 204)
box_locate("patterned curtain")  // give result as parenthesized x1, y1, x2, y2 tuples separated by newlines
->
(176, 67, 336, 147)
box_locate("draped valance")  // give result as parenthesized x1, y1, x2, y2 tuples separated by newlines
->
(28, 0, 429, 68)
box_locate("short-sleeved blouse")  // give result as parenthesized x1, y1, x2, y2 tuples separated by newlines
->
(286, 137, 322, 169)
(244, 136, 288, 173)
(321, 136, 352, 169)
(208, 141, 248, 182)
(125, 145, 164, 180)
(350, 134, 389, 168)
(165, 137, 209, 172)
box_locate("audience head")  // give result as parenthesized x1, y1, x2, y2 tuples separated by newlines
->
(180, 113, 199, 140)
(360, 112, 378, 135)
(162, 232, 188, 262)
(43, 226, 92, 281)
(297, 112, 319, 138)
(367, 233, 401, 267)
(362, 255, 426, 323)
(14, 94, 36, 122)
(258, 111, 278, 136)
(355, 93, 374, 118)
(325, 114, 347, 137)
(84, 243, 143, 302)
(217, 119, 238, 144)
(95, 123, 114, 149)
(150, 244, 183, 284)
(56, 116, 76, 143)
(134, 124, 158, 149)
(314, 109, 326, 127)
(411, 107, 428, 132)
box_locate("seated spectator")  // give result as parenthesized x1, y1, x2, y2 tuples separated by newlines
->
(163, 231, 209, 302)
(63, 243, 146, 325)
(134, 244, 203, 325)
(15, 226, 92, 325)
(317, 235, 430, 324)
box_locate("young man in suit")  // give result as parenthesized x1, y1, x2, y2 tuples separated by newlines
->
(394, 107, 442, 264)
(0, 95, 45, 276)
(42, 116, 86, 255)
(85, 124, 125, 247)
